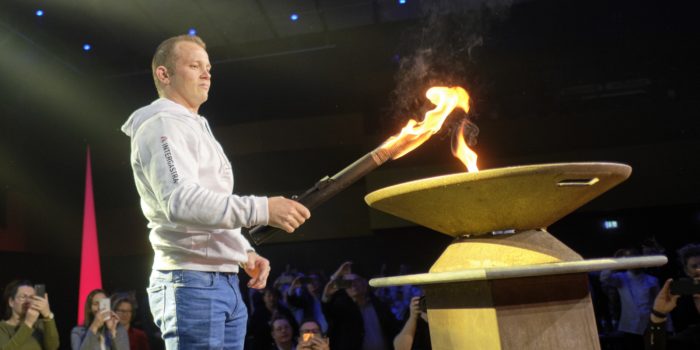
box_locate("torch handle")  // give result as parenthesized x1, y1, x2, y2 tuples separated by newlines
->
(246, 224, 282, 245)
(246, 146, 395, 245)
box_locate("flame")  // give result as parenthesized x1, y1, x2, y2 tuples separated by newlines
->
(451, 119, 479, 172)
(381, 86, 478, 172)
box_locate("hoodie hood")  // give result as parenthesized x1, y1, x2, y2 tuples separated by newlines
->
(121, 98, 197, 138)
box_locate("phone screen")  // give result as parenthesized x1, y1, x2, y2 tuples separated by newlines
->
(99, 298, 111, 320)
(34, 284, 46, 298)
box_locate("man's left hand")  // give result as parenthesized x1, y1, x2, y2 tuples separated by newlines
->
(244, 252, 271, 289)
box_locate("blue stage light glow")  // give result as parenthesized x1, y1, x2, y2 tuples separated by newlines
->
(36, 10, 44, 17)
(603, 220, 619, 230)
(188, 28, 197, 36)
(399, 0, 407, 4)
(83, 44, 91, 51)
(290, 13, 299, 21)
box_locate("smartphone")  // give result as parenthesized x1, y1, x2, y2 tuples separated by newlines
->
(34, 284, 46, 298)
(333, 279, 353, 289)
(99, 298, 111, 320)
(419, 296, 427, 313)
(670, 278, 700, 296)
(302, 332, 315, 342)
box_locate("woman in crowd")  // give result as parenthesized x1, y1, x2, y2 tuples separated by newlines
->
(0, 280, 59, 350)
(113, 296, 149, 350)
(70, 289, 128, 350)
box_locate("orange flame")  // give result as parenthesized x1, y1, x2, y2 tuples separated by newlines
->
(381, 86, 478, 172)
(451, 119, 479, 172)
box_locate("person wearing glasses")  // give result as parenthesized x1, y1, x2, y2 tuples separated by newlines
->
(297, 319, 330, 350)
(113, 296, 149, 350)
(71, 289, 128, 350)
(0, 280, 59, 350)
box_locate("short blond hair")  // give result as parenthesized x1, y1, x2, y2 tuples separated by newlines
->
(151, 35, 207, 96)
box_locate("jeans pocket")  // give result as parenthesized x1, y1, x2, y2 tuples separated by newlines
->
(147, 284, 167, 329)
(180, 270, 216, 289)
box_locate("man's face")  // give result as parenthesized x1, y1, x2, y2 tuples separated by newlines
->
(344, 274, 367, 299)
(299, 321, 322, 342)
(271, 319, 292, 343)
(685, 256, 700, 278)
(163, 41, 211, 112)
(8, 286, 34, 318)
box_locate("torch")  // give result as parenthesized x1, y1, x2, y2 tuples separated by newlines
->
(246, 86, 475, 245)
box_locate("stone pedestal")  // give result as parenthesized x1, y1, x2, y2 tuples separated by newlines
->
(366, 163, 667, 350)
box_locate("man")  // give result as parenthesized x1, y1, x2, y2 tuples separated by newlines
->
(322, 262, 399, 350)
(121, 34, 310, 349)
(645, 243, 700, 349)
(297, 319, 330, 350)
(600, 248, 660, 348)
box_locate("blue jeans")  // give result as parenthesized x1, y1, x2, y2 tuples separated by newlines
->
(147, 270, 248, 350)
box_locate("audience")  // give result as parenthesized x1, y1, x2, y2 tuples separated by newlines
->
(0, 280, 59, 350)
(645, 243, 700, 349)
(7, 240, 700, 350)
(286, 274, 328, 333)
(600, 248, 661, 348)
(248, 288, 298, 350)
(322, 262, 399, 350)
(71, 289, 128, 350)
(269, 316, 295, 350)
(394, 295, 431, 350)
(296, 319, 329, 350)
(112, 295, 149, 350)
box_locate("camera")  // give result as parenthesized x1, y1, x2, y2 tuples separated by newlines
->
(419, 296, 427, 312)
(670, 278, 700, 296)
(34, 284, 46, 298)
(99, 298, 112, 320)
(302, 332, 315, 342)
(332, 279, 353, 289)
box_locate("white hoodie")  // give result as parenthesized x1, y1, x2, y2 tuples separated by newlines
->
(121, 98, 268, 272)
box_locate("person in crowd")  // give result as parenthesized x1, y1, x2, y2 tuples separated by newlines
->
(600, 247, 660, 348)
(645, 243, 700, 349)
(322, 262, 399, 350)
(121, 34, 310, 350)
(249, 288, 298, 349)
(393, 296, 430, 350)
(0, 280, 59, 350)
(269, 316, 295, 350)
(296, 319, 329, 350)
(113, 296, 149, 350)
(286, 274, 328, 333)
(71, 289, 128, 350)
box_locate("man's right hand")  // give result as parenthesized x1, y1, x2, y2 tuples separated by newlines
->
(267, 196, 311, 233)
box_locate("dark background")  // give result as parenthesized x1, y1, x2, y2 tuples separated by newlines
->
(1, 0, 699, 347)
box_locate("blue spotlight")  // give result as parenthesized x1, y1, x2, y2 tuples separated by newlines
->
(36, 9, 44, 17)
(188, 28, 197, 36)
(603, 220, 619, 230)
(83, 44, 92, 51)
(398, 0, 407, 4)
(290, 13, 299, 21)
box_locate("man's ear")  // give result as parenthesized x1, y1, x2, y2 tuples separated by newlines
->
(156, 66, 170, 84)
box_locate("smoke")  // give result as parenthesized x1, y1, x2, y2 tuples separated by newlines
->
(389, 0, 513, 146)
